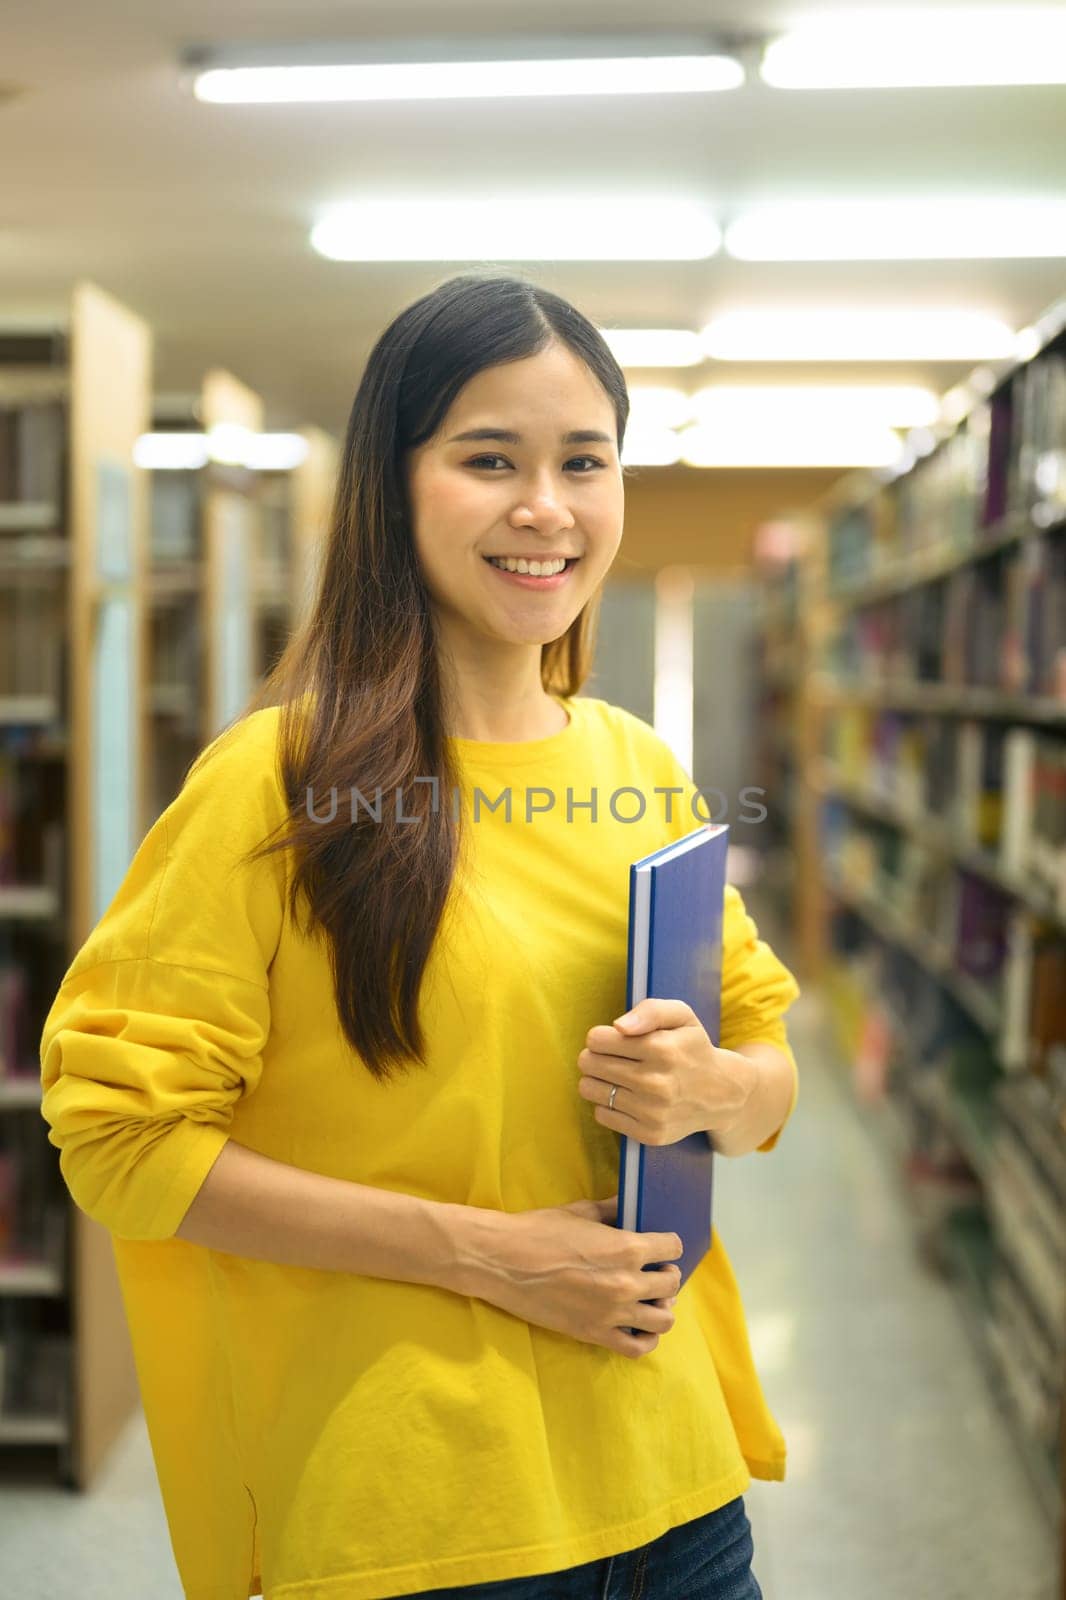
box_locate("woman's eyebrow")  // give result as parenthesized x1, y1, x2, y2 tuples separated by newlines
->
(447, 427, 614, 445)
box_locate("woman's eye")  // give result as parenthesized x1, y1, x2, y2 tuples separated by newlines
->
(466, 455, 604, 473)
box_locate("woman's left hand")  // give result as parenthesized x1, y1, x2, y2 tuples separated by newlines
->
(577, 998, 757, 1146)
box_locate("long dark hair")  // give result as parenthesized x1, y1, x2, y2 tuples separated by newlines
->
(200, 272, 630, 1082)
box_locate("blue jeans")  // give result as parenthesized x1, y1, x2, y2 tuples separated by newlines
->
(397, 1496, 763, 1600)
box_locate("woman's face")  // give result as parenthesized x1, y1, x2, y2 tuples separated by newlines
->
(406, 341, 624, 653)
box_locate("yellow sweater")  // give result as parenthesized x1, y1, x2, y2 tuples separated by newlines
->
(39, 694, 801, 1600)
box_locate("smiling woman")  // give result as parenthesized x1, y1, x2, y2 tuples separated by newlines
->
(406, 338, 625, 692)
(39, 271, 798, 1600)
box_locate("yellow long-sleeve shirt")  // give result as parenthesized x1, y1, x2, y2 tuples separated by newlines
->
(40, 693, 801, 1600)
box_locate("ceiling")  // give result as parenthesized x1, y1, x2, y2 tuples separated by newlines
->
(3, 0, 1066, 441)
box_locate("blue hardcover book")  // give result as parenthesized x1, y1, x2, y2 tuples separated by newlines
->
(617, 822, 729, 1335)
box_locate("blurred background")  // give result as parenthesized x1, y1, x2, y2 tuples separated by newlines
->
(0, 3, 1064, 1597)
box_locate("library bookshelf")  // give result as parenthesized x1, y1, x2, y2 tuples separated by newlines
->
(0, 283, 151, 1488)
(145, 385, 338, 834)
(755, 295, 1066, 1587)
(147, 364, 285, 829)
(2, 297, 339, 1494)
(144, 389, 206, 830)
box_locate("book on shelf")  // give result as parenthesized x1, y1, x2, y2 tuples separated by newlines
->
(988, 1261, 1061, 1458)
(1027, 928, 1066, 1080)
(0, 585, 65, 704)
(1029, 739, 1066, 905)
(1011, 351, 1066, 524)
(150, 470, 200, 565)
(955, 873, 1010, 985)
(0, 1299, 70, 1423)
(0, 401, 66, 507)
(982, 382, 1014, 529)
(986, 1125, 1064, 1352)
(0, 965, 29, 1079)
(827, 703, 1065, 919)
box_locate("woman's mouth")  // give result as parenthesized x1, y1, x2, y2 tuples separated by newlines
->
(482, 556, 580, 591)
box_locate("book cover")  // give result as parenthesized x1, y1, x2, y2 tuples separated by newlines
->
(617, 822, 728, 1335)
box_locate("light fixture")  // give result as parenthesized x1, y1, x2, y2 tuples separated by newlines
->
(626, 386, 696, 429)
(689, 385, 940, 429)
(677, 421, 906, 468)
(239, 433, 310, 470)
(133, 430, 309, 470)
(761, 8, 1066, 89)
(206, 423, 256, 465)
(188, 34, 745, 103)
(599, 329, 706, 368)
(725, 200, 1066, 260)
(620, 428, 684, 467)
(311, 198, 721, 261)
(133, 434, 210, 470)
(700, 310, 1019, 362)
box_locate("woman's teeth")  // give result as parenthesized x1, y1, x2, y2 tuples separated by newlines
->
(486, 556, 569, 575)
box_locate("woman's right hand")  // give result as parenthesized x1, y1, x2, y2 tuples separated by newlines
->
(480, 1193, 683, 1359)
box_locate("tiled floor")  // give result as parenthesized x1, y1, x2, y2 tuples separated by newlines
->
(0, 957, 1058, 1598)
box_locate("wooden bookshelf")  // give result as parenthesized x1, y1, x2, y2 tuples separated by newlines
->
(201, 369, 263, 741)
(142, 395, 338, 832)
(0, 282, 151, 1489)
(256, 464, 293, 680)
(3, 337, 337, 1494)
(290, 425, 339, 632)
(754, 293, 1066, 1590)
(143, 391, 205, 831)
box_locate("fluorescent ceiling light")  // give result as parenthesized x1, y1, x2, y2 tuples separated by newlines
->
(620, 428, 684, 467)
(190, 34, 743, 102)
(600, 329, 707, 368)
(134, 433, 210, 470)
(762, 8, 1066, 88)
(207, 423, 257, 465)
(626, 386, 696, 429)
(700, 310, 1019, 362)
(677, 422, 906, 468)
(133, 429, 309, 470)
(241, 433, 310, 469)
(726, 200, 1066, 260)
(600, 329, 706, 367)
(690, 385, 940, 428)
(311, 199, 720, 261)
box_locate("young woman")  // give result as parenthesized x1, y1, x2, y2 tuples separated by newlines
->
(40, 273, 801, 1600)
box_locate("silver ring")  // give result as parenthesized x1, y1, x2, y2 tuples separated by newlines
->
(608, 1083, 618, 1111)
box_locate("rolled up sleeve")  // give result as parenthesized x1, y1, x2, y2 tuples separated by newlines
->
(40, 959, 271, 1239)
(39, 709, 288, 1239)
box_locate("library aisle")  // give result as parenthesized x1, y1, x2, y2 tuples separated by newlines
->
(0, 930, 1055, 1600)
(3, 8, 1065, 1598)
